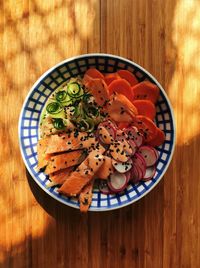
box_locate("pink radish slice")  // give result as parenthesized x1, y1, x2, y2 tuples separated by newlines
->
(112, 158, 133, 173)
(108, 172, 128, 193)
(128, 139, 137, 155)
(125, 126, 143, 147)
(132, 153, 146, 178)
(138, 146, 159, 167)
(142, 165, 156, 181)
(99, 181, 113, 195)
(125, 170, 131, 182)
(130, 165, 140, 183)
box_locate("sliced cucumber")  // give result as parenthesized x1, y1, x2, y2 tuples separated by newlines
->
(67, 82, 83, 98)
(46, 101, 65, 118)
(53, 118, 66, 130)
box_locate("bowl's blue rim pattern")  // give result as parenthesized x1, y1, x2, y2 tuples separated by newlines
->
(18, 53, 176, 211)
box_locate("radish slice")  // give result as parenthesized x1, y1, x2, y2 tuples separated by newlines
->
(132, 153, 146, 178)
(125, 170, 131, 182)
(138, 146, 158, 167)
(130, 165, 140, 183)
(142, 165, 156, 181)
(128, 139, 137, 155)
(125, 126, 143, 147)
(108, 172, 128, 193)
(99, 181, 113, 195)
(112, 158, 133, 173)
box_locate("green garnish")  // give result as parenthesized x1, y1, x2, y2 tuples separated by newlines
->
(67, 82, 81, 97)
(53, 118, 66, 130)
(56, 91, 67, 102)
(46, 102, 62, 114)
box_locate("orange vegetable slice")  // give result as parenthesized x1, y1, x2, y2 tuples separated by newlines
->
(148, 127, 165, 147)
(132, 100, 156, 120)
(108, 78, 134, 103)
(117, 70, 138, 86)
(84, 68, 104, 80)
(132, 115, 158, 143)
(132, 81, 160, 103)
(104, 72, 120, 86)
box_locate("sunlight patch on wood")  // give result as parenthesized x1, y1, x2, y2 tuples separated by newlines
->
(168, 0, 200, 145)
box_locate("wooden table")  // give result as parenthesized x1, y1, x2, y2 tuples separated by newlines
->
(1, 0, 200, 267)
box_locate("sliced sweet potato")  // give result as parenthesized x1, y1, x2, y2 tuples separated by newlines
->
(45, 150, 83, 174)
(132, 81, 160, 103)
(117, 70, 138, 86)
(45, 132, 96, 155)
(58, 150, 105, 196)
(148, 127, 165, 147)
(84, 68, 104, 80)
(79, 181, 94, 213)
(104, 72, 120, 86)
(132, 100, 156, 120)
(132, 115, 158, 143)
(49, 167, 73, 185)
(84, 78, 109, 106)
(95, 156, 114, 180)
(108, 79, 134, 103)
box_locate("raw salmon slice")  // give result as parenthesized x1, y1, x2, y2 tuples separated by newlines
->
(45, 150, 83, 174)
(37, 137, 50, 169)
(95, 156, 114, 180)
(49, 167, 73, 185)
(45, 132, 96, 154)
(79, 181, 94, 212)
(58, 150, 105, 196)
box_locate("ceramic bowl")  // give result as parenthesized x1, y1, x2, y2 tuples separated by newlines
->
(18, 53, 175, 211)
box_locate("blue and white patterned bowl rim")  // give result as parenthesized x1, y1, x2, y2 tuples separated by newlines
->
(18, 53, 176, 211)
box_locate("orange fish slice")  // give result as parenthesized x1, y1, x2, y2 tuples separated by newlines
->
(58, 150, 105, 196)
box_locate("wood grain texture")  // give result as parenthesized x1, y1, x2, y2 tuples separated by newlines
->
(0, 0, 200, 267)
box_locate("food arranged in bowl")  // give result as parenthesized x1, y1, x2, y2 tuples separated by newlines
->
(37, 68, 165, 212)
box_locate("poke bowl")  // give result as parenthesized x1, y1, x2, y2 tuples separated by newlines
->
(18, 53, 175, 211)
